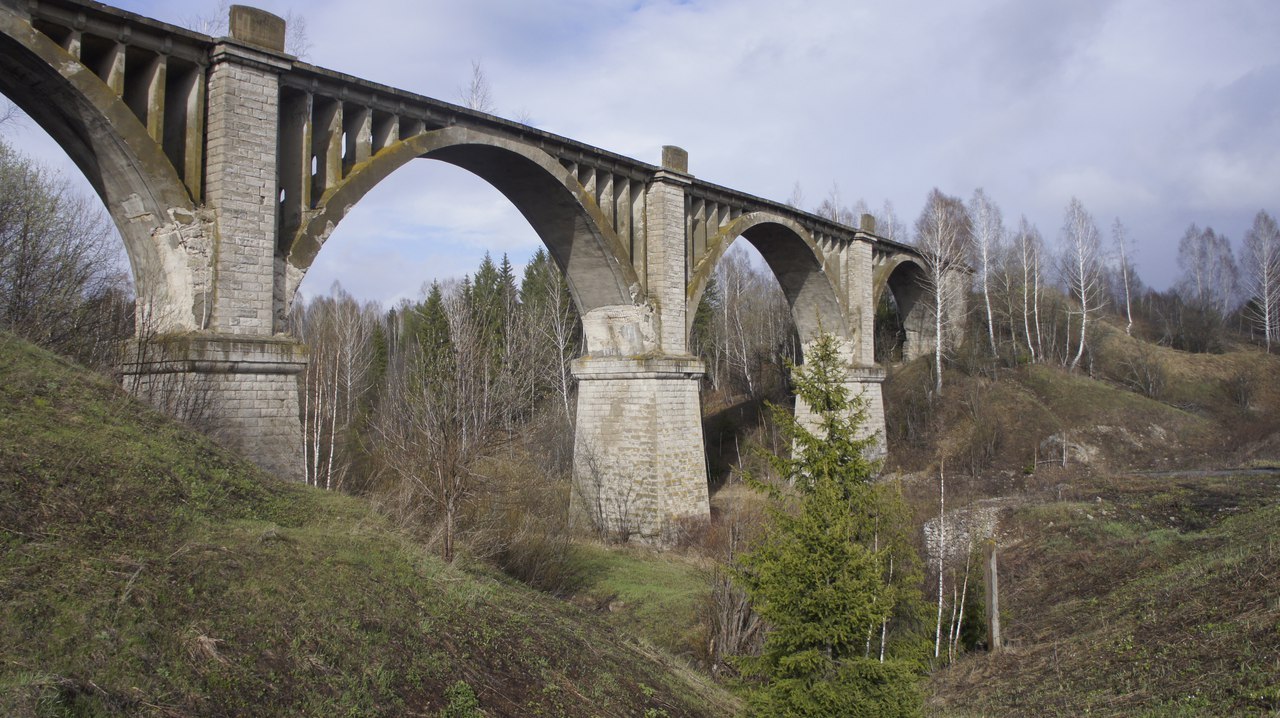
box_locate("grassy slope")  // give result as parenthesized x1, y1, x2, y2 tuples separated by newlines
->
(906, 330, 1280, 716)
(926, 471, 1280, 717)
(0, 333, 734, 717)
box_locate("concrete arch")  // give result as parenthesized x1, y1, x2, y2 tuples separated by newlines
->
(875, 256, 929, 362)
(283, 125, 640, 316)
(686, 211, 849, 348)
(0, 8, 207, 331)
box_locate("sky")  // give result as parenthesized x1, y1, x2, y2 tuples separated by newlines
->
(4, 0, 1278, 305)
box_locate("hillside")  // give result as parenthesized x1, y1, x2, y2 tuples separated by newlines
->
(0, 332, 734, 717)
(881, 326, 1280, 716)
(925, 468, 1280, 716)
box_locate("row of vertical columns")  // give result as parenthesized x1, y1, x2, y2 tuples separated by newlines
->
(190, 14, 305, 481)
(564, 161, 646, 279)
(47, 25, 206, 200)
(277, 91, 420, 248)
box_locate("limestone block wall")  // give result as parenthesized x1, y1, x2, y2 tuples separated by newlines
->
(204, 43, 290, 336)
(644, 170, 692, 354)
(571, 356, 709, 544)
(120, 335, 306, 482)
(846, 241, 876, 366)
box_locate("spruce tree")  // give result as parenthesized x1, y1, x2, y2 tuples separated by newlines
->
(735, 331, 925, 717)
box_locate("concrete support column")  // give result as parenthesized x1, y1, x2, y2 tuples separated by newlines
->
(646, 147, 692, 353)
(570, 356, 709, 544)
(846, 240, 876, 366)
(568, 147, 710, 544)
(205, 18, 290, 336)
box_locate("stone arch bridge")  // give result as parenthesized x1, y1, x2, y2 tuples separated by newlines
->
(0, 0, 944, 542)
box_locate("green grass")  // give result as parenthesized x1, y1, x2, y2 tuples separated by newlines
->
(0, 333, 734, 717)
(567, 543, 710, 660)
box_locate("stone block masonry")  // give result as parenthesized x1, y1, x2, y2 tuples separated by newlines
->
(204, 41, 291, 336)
(793, 365, 887, 461)
(120, 335, 306, 482)
(571, 356, 710, 544)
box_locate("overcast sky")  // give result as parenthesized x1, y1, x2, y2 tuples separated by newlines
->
(6, 0, 1279, 305)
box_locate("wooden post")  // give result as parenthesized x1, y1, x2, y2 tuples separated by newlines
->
(984, 539, 1002, 652)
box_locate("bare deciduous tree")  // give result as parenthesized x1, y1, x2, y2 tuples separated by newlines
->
(1243, 210, 1280, 352)
(1014, 218, 1047, 361)
(0, 139, 130, 367)
(968, 188, 1004, 356)
(375, 283, 525, 562)
(815, 183, 857, 226)
(1176, 223, 1238, 317)
(1059, 198, 1104, 370)
(706, 245, 795, 399)
(876, 199, 908, 243)
(1112, 218, 1136, 336)
(914, 189, 971, 395)
(295, 283, 377, 491)
(460, 60, 495, 114)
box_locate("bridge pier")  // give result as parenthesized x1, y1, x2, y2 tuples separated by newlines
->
(570, 356, 709, 543)
(120, 335, 306, 482)
(121, 11, 306, 484)
(793, 365, 888, 461)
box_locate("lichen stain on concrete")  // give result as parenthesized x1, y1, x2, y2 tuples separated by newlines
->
(122, 193, 152, 223)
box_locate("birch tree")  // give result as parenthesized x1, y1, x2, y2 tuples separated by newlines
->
(1176, 224, 1238, 317)
(520, 248, 581, 419)
(877, 200, 909, 243)
(296, 284, 377, 491)
(1111, 218, 1136, 336)
(968, 189, 1004, 356)
(460, 60, 495, 113)
(913, 189, 971, 395)
(1243, 210, 1280, 352)
(1059, 198, 1104, 371)
(1174, 224, 1238, 352)
(1010, 217, 1045, 361)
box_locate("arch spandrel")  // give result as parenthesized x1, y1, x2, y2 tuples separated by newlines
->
(0, 7, 210, 332)
(281, 125, 641, 319)
(686, 211, 850, 348)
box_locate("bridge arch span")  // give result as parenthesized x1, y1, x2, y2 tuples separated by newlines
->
(875, 255, 930, 362)
(0, 7, 211, 331)
(686, 211, 849, 351)
(282, 125, 641, 320)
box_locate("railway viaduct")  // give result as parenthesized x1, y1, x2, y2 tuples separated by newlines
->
(0, 0, 941, 542)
